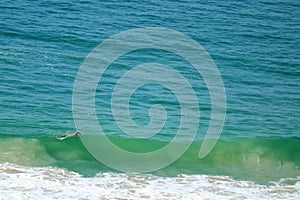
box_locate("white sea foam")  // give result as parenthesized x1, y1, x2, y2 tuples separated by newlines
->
(0, 163, 299, 200)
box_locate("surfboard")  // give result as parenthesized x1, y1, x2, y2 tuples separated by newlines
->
(56, 136, 67, 140)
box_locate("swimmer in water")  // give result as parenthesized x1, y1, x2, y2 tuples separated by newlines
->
(57, 131, 81, 140)
(65, 131, 81, 138)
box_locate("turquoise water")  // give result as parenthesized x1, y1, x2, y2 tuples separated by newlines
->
(1, 133, 299, 183)
(0, 0, 300, 198)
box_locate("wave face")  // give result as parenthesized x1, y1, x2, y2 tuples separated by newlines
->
(0, 134, 299, 184)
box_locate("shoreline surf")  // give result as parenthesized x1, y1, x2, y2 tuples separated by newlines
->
(1, 162, 299, 200)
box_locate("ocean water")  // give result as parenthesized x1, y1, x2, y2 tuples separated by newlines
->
(1, 0, 300, 199)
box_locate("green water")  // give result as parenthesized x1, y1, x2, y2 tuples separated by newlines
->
(1, 133, 298, 184)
